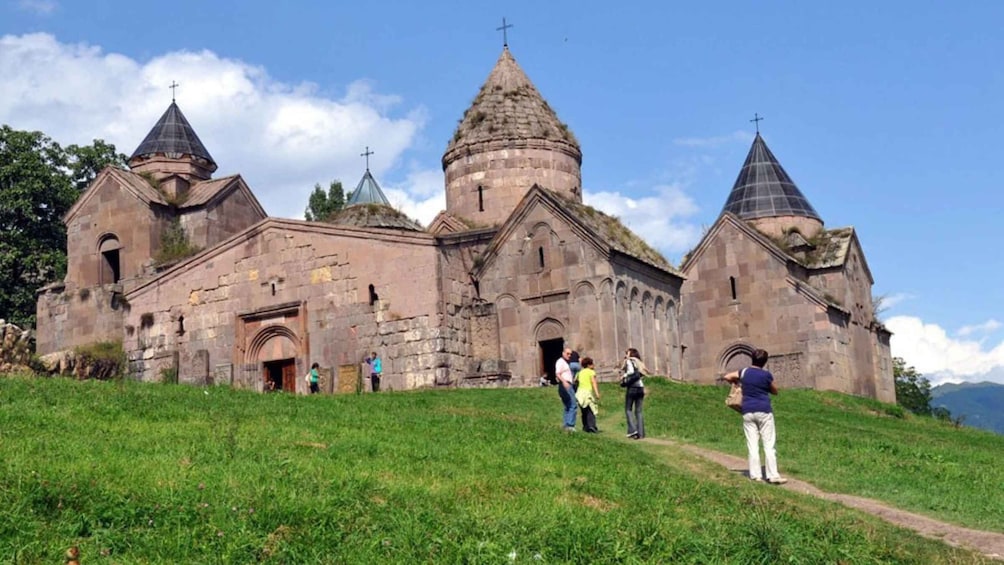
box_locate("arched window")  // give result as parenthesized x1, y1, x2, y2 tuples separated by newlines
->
(478, 186, 484, 212)
(98, 235, 122, 284)
(538, 246, 545, 269)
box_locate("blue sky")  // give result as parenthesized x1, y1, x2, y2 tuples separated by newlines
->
(3, 1, 1003, 385)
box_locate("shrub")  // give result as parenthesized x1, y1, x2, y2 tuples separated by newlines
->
(73, 340, 127, 380)
(155, 218, 202, 264)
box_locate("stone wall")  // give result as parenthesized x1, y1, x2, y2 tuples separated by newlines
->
(123, 219, 442, 392)
(682, 221, 832, 385)
(478, 202, 682, 384)
(181, 180, 266, 250)
(65, 174, 168, 288)
(681, 217, 894, 402)
(436, 229, 496, 386)
(35, 283, 127, 355)
(444, 141, 582, 227)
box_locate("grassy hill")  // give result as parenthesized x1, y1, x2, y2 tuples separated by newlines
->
(932, 381, 1004, 435)
(0, 374, 1000, 563)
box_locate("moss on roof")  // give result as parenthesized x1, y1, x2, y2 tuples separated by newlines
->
(446, 48, 579, 153)
(328, 204, 424, 231)
(768, 226, 854, 269)
(547, 190, 676, 274)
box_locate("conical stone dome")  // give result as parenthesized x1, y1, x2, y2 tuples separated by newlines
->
(442, 47, 583, 227)
(444, 48, 580, 159)
(723, 133, 823, 238)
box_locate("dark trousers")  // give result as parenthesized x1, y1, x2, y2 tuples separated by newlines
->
(309, 382, 319, 394)
(625, 388, 645, 438)
(371, 374, 381, 392)
(581, 406, 599, 432)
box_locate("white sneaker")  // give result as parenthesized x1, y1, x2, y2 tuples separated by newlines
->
(768, 477, 788, 485)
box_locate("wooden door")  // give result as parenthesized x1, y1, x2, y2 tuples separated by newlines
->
(282, 361, 298, 393)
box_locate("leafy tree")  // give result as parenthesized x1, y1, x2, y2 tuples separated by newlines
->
(66, 139, 127, 192)
(894, 357, 934, 416)
(304, 180, 345, 221)
(0, 125, 125, 327)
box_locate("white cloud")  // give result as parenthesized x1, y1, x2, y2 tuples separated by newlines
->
(17, 0, 57, 15)
(584, 183, 703, 258)
(381, 167, 446, 227)
(887, 315, 1004, 385)
(672, 130, 751, 148)
(0, 33, 427, 220)
(957, 319, 1001, 337)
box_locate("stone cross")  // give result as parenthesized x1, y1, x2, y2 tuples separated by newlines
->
(750, 112, 764, 134)
(361, 146, 374, 171)
(497, 17, 513, 47)
(170, 81, 180, 103)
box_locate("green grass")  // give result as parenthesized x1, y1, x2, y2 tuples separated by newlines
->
(0, 375, 995, 564)
(643, 379, 1004, 531)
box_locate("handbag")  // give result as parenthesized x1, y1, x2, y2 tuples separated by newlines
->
(725, 368, 745, 413)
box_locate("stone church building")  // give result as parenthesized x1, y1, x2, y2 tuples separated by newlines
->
(35, 46, 893, 401)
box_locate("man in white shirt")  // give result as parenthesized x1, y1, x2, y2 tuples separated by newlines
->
(555, 347, 577, 431)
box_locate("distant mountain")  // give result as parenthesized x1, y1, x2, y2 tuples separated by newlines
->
(931, 381, 1004, 435)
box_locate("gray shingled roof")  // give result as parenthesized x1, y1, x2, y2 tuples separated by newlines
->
(445, 47, 579, 157)
(129, 102, 216, 166)
(346, 170, 390, 206)
(722, 133, 820, 222)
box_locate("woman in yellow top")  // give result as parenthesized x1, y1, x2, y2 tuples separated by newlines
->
(575, 357, 601, 433)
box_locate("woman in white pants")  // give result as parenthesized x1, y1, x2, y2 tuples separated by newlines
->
(724, 348, 788, 484)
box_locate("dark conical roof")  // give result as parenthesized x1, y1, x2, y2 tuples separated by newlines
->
(445, 47, 579, 156)
(722, 134, 820, 221)
(129, 102, 216, 166)
(346, 169, 390, 206)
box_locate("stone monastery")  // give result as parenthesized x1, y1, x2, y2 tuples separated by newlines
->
(36, 46, 894, 402)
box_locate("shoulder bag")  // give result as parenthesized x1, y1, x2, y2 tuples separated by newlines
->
(725, 368, 745, 413)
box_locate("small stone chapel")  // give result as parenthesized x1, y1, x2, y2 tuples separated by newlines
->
(35, 45, 893, 401)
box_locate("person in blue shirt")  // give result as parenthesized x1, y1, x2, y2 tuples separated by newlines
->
(724, 348, 788, 484)
(370, 351, 382, 392)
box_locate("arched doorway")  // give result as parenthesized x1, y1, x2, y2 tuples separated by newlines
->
(535, 318, 565, 384)
(248, 325, 300, 392)
(720, 342, 755, 375)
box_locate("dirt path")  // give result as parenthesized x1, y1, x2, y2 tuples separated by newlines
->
(640, 436, 1004, 561)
